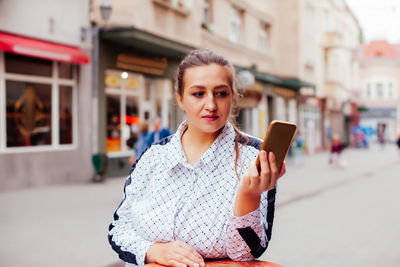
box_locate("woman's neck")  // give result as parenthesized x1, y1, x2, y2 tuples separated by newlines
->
(180, 125, 223, 166)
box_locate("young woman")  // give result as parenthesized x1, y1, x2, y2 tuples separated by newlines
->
(108, 50, 286, 267)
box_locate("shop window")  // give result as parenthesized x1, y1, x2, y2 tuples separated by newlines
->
(106, 94, 121, 152)
(5, 53, 52, 77)
(58, 62, 73, 79)
(1, 53, 77, 152)
(105, 70, 143, 154)
(6, 81, 52, 147)
(59, 86, 73, 144)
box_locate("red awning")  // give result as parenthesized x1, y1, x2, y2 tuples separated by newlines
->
(0, 31, 89, 64)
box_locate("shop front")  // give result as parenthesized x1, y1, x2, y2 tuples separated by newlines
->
(97, 28, 193, 177)
(0, 31, 91, 190)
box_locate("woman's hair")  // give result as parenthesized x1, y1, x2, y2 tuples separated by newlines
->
(175, 49, 249, 178)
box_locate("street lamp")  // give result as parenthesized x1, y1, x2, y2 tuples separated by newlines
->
(100, 0, 112, 22)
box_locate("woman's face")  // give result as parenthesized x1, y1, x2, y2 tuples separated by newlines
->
(176, 63, 234, 135)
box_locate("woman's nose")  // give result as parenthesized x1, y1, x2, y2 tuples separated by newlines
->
(205, 94, 217, 110)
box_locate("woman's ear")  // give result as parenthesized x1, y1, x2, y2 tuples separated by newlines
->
(175, 92, 184, 110)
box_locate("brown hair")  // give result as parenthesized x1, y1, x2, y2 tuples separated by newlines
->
(175, 49, 249, 177)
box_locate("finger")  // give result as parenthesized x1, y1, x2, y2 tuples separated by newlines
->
(167, 259, 187, 267)
(175, 242, 203, 265)
(258, 150, 271, 190)
(278, 161, 286, 178)
(248, 162, 261, 189)
(268, 152, 279, 189)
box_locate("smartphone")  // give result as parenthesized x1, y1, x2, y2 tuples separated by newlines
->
(255, 120, 297, 173)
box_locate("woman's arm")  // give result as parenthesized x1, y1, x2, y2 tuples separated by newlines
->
(225, 150, 285, 260)
(234, 151, 283, 216)
(108, 175, 153, 266)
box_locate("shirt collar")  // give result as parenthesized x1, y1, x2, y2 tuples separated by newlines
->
(164, 121, 236, 172)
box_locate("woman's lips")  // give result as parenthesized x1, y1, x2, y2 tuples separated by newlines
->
(202, 115, 219, 121)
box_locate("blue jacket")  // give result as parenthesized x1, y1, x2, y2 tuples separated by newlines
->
(147, 127, 171, 145)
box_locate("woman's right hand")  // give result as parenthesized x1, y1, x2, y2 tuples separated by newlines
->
(145, 241, 205, 267)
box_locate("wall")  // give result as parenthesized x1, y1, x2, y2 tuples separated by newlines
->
(0, 0, 89, 47)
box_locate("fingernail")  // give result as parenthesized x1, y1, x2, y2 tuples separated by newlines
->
(269, 152, 275, 160)
(261, 150, 267, 159)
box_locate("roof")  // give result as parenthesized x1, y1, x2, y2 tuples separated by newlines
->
(363, 40, 400, 59)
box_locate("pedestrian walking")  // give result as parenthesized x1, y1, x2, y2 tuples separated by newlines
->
(396, 134, 400, 158)
(294, 131, 305, 167)
(147, 117, 172, 145)
(108, 50, 286, 266)
(329, 134, 347, 169)
(129, 121, 151, 164)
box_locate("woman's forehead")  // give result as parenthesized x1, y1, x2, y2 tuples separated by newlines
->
(183, 64, 232, 85)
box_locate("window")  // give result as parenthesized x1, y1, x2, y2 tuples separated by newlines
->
(6, 81, 52, 147)
(366, 83, 371, 99)
(105, 70, 142, 154)
(202, 0, 212, 26)
(229, 6, 243, 44)
(1, 52, 76, 151)
(376, 83, 383, 99)
(258, 22, 271, 54)
(388, 83, 393, 99)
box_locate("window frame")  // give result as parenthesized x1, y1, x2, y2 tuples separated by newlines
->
(105, 70, 144, 158)
(257, 22, 271, 54)
(0, 51, 78, 154)
(229, 6, 243, 44)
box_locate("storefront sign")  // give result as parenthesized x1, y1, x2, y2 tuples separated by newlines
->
(116, 54, 167, 75)
(273, 87, 296, 99)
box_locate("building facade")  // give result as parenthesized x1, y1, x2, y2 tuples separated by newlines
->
(359, 40, 400, 142)
(297, 0, 361, 151)
(90, 0, 314, 177)
(0, 0, 364, 189)
(0, 0, 92, 190)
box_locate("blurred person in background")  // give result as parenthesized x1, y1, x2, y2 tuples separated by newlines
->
(129, 121, 150, 165)
(147, 117, 172, 145)
(377, 124, 386, 150)
(108, 50, 286, 266)
(396, 134, 400, 158)
(329, 134, 347, 169)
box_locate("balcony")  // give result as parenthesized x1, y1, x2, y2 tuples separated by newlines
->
(323, 31, 343, 49)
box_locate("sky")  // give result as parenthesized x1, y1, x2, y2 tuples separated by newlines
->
(346, 0, 400, 43)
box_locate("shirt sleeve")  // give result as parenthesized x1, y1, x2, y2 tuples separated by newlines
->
(108, 154, 154, 266)
(225, 187, 277, 261)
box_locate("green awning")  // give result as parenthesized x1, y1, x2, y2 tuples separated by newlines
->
(280, 78, 315, 90)
(235, 66, 315, 92)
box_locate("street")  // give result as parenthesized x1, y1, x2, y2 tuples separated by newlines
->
(1, 144, 399, 267)
(261, 144, 400, 266)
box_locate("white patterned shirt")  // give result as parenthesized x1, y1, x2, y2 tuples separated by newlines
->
(108, 121, 277, 266)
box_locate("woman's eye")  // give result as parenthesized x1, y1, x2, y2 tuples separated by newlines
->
(192, 92, 204, 97)
(215, 91, 229, 97)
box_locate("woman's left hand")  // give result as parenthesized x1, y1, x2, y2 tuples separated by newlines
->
(239, 150, 286, 195)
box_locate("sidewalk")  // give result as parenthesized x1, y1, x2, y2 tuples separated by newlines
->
(0, 144, 399, 267)
(276, 143, 399, 208)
